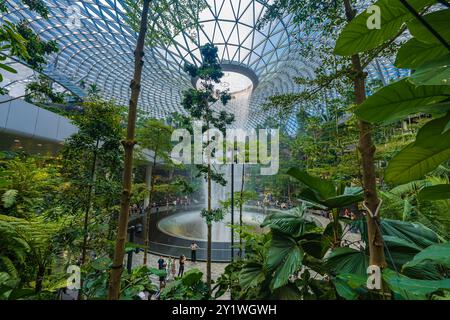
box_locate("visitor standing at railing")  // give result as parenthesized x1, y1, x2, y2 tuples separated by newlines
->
(178, 255, 186, 277)
(190, 242, 199, 263)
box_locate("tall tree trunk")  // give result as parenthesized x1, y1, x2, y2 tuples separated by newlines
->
(35, 264, 45, 294)
(108, 0, 151, 300)
(343, 0, 386, 268)
(207, 163, 212, 293)
(238, 164, 245, 257)
(78, 139, 99, 300)
(81, 139, 99, 266)
(143, 154, 157, 265)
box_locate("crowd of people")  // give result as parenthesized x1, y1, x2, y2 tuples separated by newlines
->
(154, 242, 199, 287)
(253, 192, 294, 210)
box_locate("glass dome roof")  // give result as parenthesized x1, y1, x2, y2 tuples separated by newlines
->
(1, 0, 409, 132)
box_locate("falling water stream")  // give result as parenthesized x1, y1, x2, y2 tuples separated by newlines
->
(157, 82, 267, 242)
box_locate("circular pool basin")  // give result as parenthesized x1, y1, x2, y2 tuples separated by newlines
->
(157, 210, 266, 242)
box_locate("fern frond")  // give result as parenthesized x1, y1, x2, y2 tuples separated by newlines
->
(2, 189, 18, 208)
(0, 256, 18, 278)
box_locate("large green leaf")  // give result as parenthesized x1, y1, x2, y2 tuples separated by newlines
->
(261, 205, 315, 237)
(181, 268, 202, 286)
(323, 247, 368, 277)
(299, 232, 327, 260)
(333, 273, 368, 300)
(395, 38, 449, 69)
(407, 9, 450, 45)
(149, 267, 167, 278)
(270, 283, 303, 300)
(355, 79, 450, 124)
(322, 188, 364, 208)
(295, 188, 327, 209)
(385, 114, 450, 184)
(287, 168, 336, 199)
(267, 231, 304, 289)
(410, 54, 450, 86)
(383, 235, 422, 271)
(402, 242, 450, 280)
(380, 219, 442, 249)
(239, 261, 266, 290)
(418, 184, 450, 201)
(334, 0, 433, 56)
(383, 268, 450, 299)
(351, 217, 441, 254)
(91, 257, 112, 271)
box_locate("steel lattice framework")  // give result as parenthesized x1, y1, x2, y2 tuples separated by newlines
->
(1, 0, 409, 132)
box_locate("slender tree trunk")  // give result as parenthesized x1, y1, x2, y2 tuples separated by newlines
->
(238, 164, 245, 257)
(78, 139, 99, 300)
(207, 163, 212, 293)
(35, 264, 45, 294)
(81, 139, 99, 266)
(108, 0, 151, 300)
(343, 0, 386, 268)
(143, 154, 157, 265)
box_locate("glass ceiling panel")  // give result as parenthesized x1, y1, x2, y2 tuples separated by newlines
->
(1, 0, 407, 133)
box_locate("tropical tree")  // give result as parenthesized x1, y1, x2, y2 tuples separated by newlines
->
(220, 190, 257, 256)
(287, 168, 364, 248)
(136, 118, 174, 264)
(180, 43, 234, 292)
(342, 2, 450, 196)
(0, 214, 71, 294)
(60, 99, 123, 270)
(108, 0, 205, 299)
(215, 203, 449, 300)
(260, 0, 449, 273)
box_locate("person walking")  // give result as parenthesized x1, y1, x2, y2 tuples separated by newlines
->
(178, 255, 186, 277)
(190, 242, 199, 263)
(170, 256, 177, 279)
(157, 256, 167, 286)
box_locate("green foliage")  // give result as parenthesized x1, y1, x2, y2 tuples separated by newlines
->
(406, 9, 450, 45)
(136, 118, 174, 163)
(82, 260, 158, 300)
(402, 242, 450, 280)
(0, 214, 71, 294)
(395, 38, 449, 69)
(418, 184, 450, 201)
(59, 98, 124, 261)
(0, 154, 63, 218)
(267, 230, 305, 289)
(160, 269, 209, 300)
(287, 168, 364, 209)
(334, 0, 433, 56)
(261, 205, 316, 237)
(409, 54, 450, 86)
(180, 44, 235, 242)
(339, 3, 450, 186)
(0, 1, 56, 81)
(200, 208, 224, 225)
(123, 0, 206, 47)
(323, 247, 368, 278)
(383, 268, 450, 300)
(14, 20, 58, 71)
(220, 191, 257, 212)
(355, 79, 450, 124)
(25, 75, 66, 104)
(384, 113, 450, 184)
